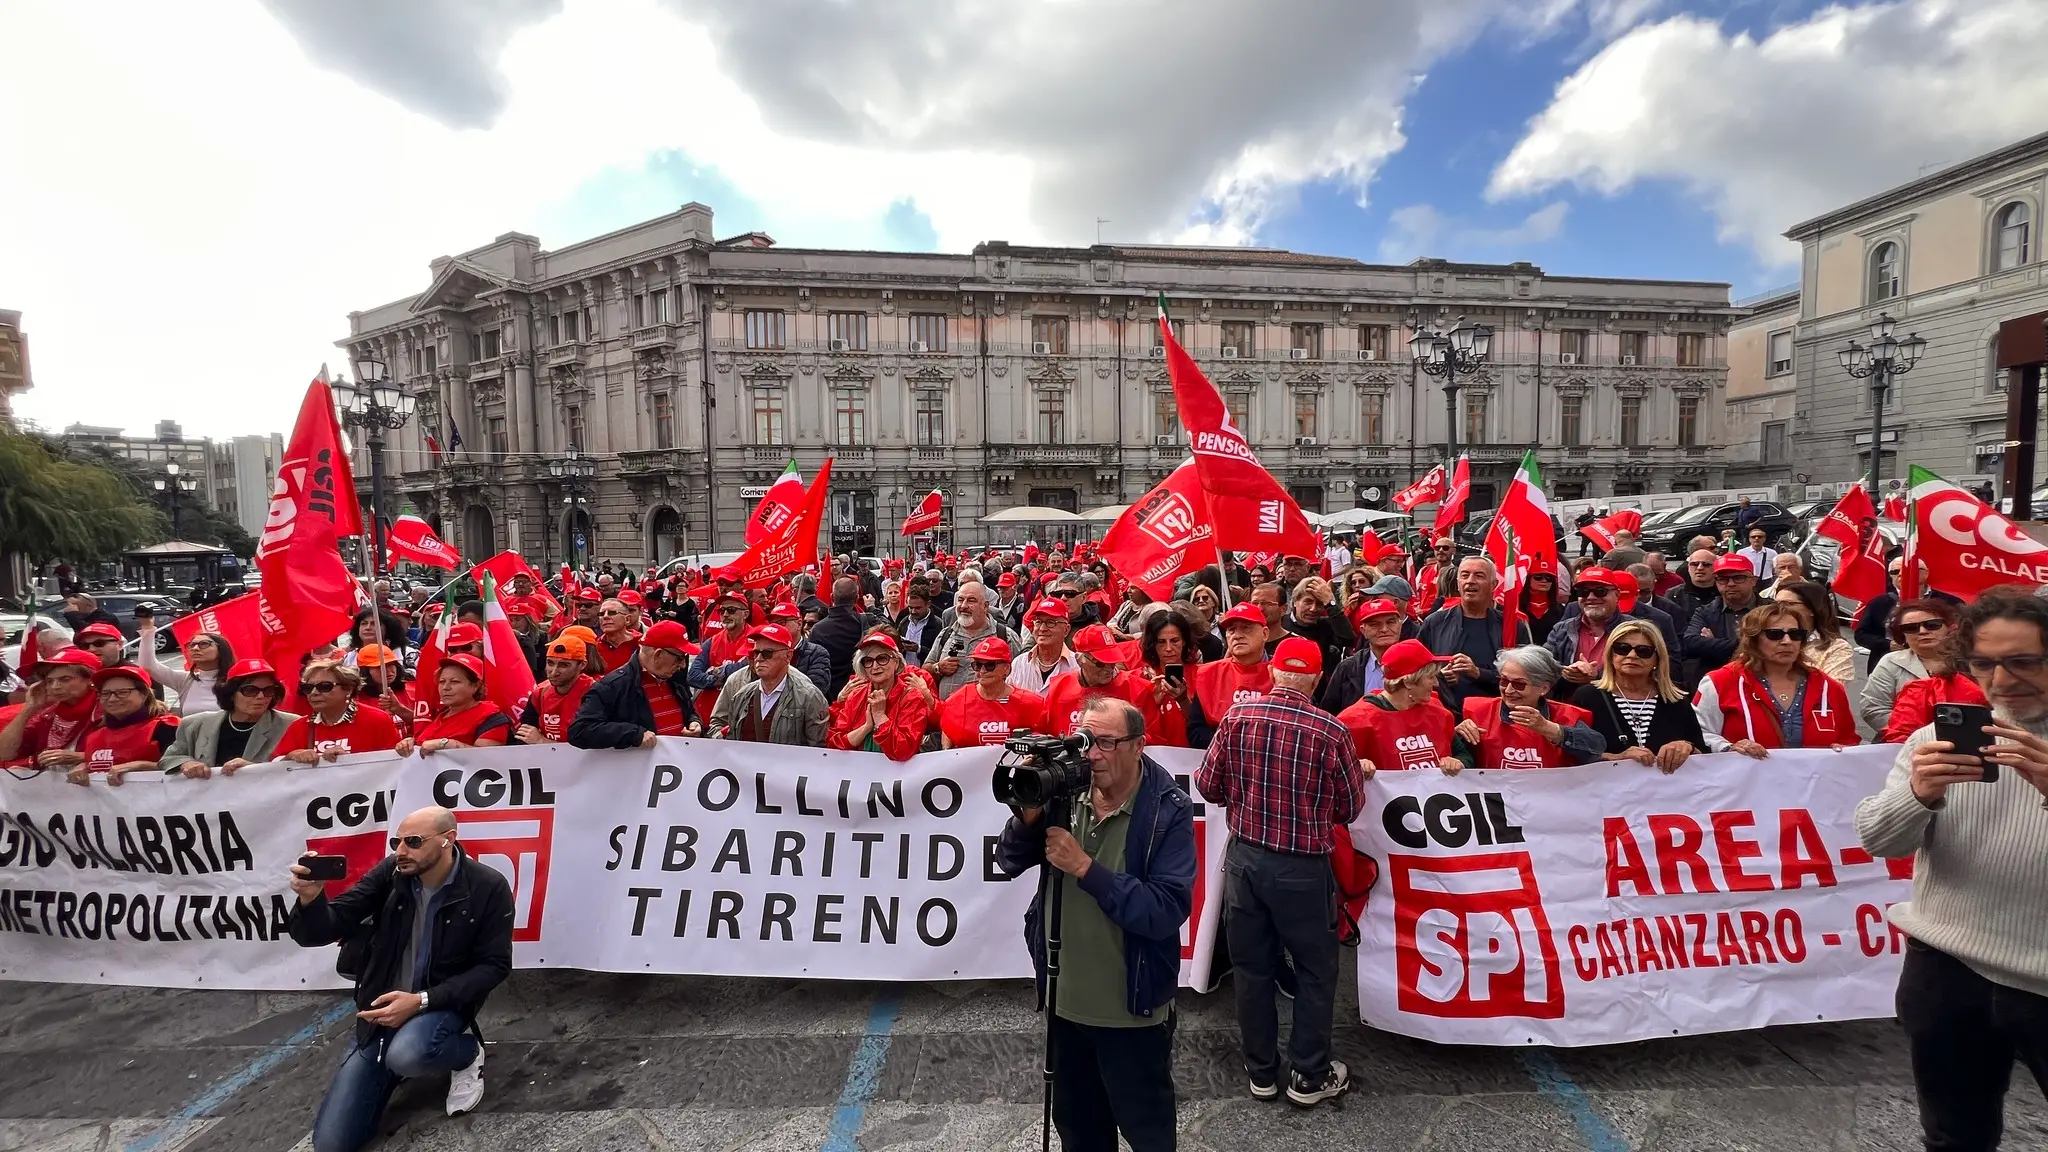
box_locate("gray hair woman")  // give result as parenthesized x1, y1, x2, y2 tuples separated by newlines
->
(1452, 644, 1605, 768)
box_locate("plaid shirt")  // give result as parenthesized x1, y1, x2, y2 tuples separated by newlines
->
(1195, 687, 1366, 855)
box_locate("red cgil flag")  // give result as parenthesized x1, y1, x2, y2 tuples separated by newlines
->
(1883, 493, 1908, 522)
(1392, 465, 1447, 512)
(1813, 487, 1887, 606)
(387, 514, 460, 570)
(469, 550, 562, 621)
(253, 370, 362, 673)
(747, 460, 806, 546)
(1157, 298, 1320, 558)
(730, 457, 834, 587)
(901, 488, 944, 537)
(1909, 464, 2048, 600)
(1578, 508, 1642, 552)
(1431, 455, 1471, 541)
(170, 591, 267, 665)
(1098, 459, 1214, 599)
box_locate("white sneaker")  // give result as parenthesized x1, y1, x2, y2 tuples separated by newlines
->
(446, 1045, 485, 1116)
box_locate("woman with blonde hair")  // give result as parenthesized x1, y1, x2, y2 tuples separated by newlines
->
(1694, 604, 1858, 757)
(1571, 619, 1703, 773)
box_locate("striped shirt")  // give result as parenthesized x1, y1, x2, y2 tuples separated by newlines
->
(1195, 687, 1366, 855)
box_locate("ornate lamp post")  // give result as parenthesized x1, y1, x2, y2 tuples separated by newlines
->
(153, 461, 197, 538)
(1408, 316, 1494, 463)
(1837, 312, 1927, 500)
(336, 354, 416, 578)
(546, 450, 597, 568)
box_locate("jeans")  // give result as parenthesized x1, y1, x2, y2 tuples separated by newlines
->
(1897, 940, 2048, 1151)
(311, 1011, 479, 1152)
(1224, 839, 1339, 1085)
(1049, 1012, 1177, 1152)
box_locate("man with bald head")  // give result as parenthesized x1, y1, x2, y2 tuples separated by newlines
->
(290, 807, 514, 1151)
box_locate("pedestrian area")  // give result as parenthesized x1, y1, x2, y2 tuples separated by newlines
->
(4, 947, 2042, 1152)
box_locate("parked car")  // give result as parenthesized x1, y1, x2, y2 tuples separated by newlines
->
(1645, 501, 1801, 557)
(2, 614, 68, 674)
(1795, 519, 1907, 583)
(86, 594, 188, 650)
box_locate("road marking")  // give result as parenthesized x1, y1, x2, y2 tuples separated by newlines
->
(1518, 1049, 1628, 1152)
(821, 990, 904, 1152)
(124, 999, 354, 1152)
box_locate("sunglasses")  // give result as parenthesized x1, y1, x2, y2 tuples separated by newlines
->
(187, 638, 215, 648)
(300, 681, 340, 694)
(1609, 643, 1658, 660)
(1575, 586, 1614, 599)
(1759, 627, 1811, 643)
(1051, 589, 1079, 598)
(971, 660, 1007, 673)
(859, 654, 898, 668)
(388, 834, 446, 851)
(600, 608, 630, 617)
(1497, 677, 1531, 692)
(234, 683, 278, 698)
(1688, 560, 1716, 568)
(1899, 620, 1947, 635)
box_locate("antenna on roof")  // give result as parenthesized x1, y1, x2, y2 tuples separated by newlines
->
(1096, 218, 1110, 244)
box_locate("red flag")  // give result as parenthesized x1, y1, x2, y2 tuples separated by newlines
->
(901, 489, 944, 537)
(729, 457, 833, 587)
(1354, 529, 1388, 566)
(470, 550, 562, 619)
(16, 612, 39, 683)
(387, 514, 460, 570)
(747, 460, 805, 546)
(170, 592, 267, 664)
(1158, 301, 1320, 558)
(1882, 494, 1907, 522)
(253, 373, 362, 673)
(479, 574, 539, 720)
(1431, 456, 1471, 541)
(1578, 508, 1643, 552)
(1392, 465, 1447, 512)
(1810, 487, 1884, 605)
(560, 564, 580, 605)
(1909, 465, 2048, 599)
(1098, 460, 1214, 599)
(1484, 452, 1557, 648)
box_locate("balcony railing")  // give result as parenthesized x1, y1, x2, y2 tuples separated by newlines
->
(747, 445, 788, 468)
(546, 343, 589, 368)
(631, 324, 675, 351)
(1292, 441, 1326, 460)
(618, 448, 701, 475)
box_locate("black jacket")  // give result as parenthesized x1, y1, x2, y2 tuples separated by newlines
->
(1572, 684, 1706, 756)
(891, 610, 943, 665)
(288, 847, 514, 1047)
(1681, 595, 1761, 675)
(568, 652, 698, 749)
(1855, 589, 1898, 673)
(809, 606, 870, 697)
(1416, 605, 1531, 710)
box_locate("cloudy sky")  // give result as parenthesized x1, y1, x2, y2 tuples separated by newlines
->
(4, 0, 2043, 439)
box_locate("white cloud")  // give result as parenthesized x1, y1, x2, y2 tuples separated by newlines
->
(1378, 201, 1570, 261)
(1487, 0, 2048, 264)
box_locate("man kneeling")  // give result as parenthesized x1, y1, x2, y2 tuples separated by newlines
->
(290, 806, 514, 1152)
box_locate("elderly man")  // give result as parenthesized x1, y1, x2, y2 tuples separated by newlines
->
(592, 598, 642, 674)
(289, 806, 513, 1149)
(1318, 596, 1407, 715)
(708, 623, 828, 746)
(1856, 587, 2048, 1151)
(928, 583, 1021, 699)
(1547, 567, 1677, 698)
(1682, 555, 1762, 678)
(1249, 582, 1286, 639)
(1186, 603, 1274, 749)
(1454, 646, 1605, 768)
(569, 620, 700, 748)
(1198, 637, 1363, 1108)
(1419, 556, 1532, 711)
(1043, 626, 1149, 737)
(1012, 597, 1080, 694)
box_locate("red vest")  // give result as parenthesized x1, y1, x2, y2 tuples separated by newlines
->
(80, 714, 178, 770)
(1191, 659, 1273, 727)
(417, 700, 510, 746)
(1460, 697, 1591, 769)
(595, 631, 643, 674)
(532, 676, 594, 743)
(694, 628, 751, 721)
(1041, 669, 1147, 737)
(1699, 664, 1858, 749)
(1339, 697, 1456, 771)
(938, 685, 1047, 747)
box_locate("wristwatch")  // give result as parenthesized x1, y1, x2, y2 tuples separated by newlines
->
(419, 990, 431, 1010)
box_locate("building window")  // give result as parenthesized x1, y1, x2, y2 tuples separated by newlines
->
(1677, 395, 1699, 447)
(1037, 391, 1066, 443)
(1220, 321, 1256, 357)
(1290, 324, 1322, 359)
(1464, 391, 1488, 445)
(1154, 393, 1180, 443)
(469, 327, 502, 361)
(745, 309, 786, 349)
(1225, 390, 1251, 437)
(635, 289, 670, 328)
(1762, 421, 1787, 466)
(1361, 392, 1384, 444)
(833, 391, 866, 445)
(1869, 242, 1901, 302)
(914, 391, 946, 446)
(1288, 484, 1324, 515)
(424, 344, 438, 373)
(1160, 317, 1187, 348)
(1619, 332, 1645, 363)
(652, 392, 674, 449)
(565, 406, 585, 453)
(1619, 396, 1642, 447)
(1768, 330, 1793, 376)
(908, 312, 948, 352)
(486, 417, 508, 456)
(552, 309, 581, 345)
(1995, 202, 2032, 271)
(1293, 391, 1318, 439)
(1559, 329, 1587, 362)
(1358, 325, 1389, 360)
(1031, 316, 1069, 355)
(1989, 332, 2006, 394)
(1560, 394, 1583, 447)
(828, 311, 868, 351)
(1676, 333, 1703, 367)
(751, 390, 786, 445)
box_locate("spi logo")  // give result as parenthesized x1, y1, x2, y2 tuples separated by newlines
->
(1390, 851, 1563, 1020)
(1136, 490, 1199, 550)
(457, 808, 555, 944)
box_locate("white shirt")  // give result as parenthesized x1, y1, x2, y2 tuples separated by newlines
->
(756, 676, 787, 719)
(1738, 545, 1780, 580)
(1010, 647, 1079, 694)
(1326, 542, 1353, 574)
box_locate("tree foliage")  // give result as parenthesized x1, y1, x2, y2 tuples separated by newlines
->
(0, 429, 164, 566)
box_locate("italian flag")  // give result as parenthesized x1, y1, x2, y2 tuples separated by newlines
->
(1483, 451, 1558, 648)
(479, 573, 539, 720)
(747, 460, 805, 546)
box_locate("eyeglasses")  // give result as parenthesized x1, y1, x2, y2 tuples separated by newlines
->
(301, 681, 340, 694)
(1610, 643, 1658, 660)
(1497, 677, 1531, 692)
(971, 660, 1006, 673)
(187, 639, 215, 648)
(859, 654, 897, 668)
(388, 834, 445, 851)
(1899, 620, 1948, 635)
(97, 686, 141, 699)
(1688, 560, 1716, 568)
(1090, 733, 1140, 752)
(1965, 655, 2048, 677)
(599, 608, 629, 617)
(234, 683, 277, 698)
(751, 647, 790, 659)
(1759, 628, 1811, 643)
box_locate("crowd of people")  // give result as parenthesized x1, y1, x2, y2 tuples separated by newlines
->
(6, 525, 2047, 1152)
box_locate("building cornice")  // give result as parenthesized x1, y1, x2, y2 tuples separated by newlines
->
(1784, 130, 2048, 241)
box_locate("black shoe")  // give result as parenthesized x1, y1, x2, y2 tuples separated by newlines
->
(1249, 1077, 1280, 1101)
(1287, 1060, 1351, 1107)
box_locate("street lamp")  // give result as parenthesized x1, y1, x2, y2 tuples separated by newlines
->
(1409, 316, 1494, 464)
(153, 461, 197, 538)
(547, 450, 597, 568)
(1837, 312, 1927, 500)
(335, 353, 416, 578)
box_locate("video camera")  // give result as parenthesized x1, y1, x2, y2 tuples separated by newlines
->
(991, 730, 1095, 809)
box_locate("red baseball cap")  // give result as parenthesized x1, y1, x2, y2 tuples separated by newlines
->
(747, 624, 795, 651)
(768, 600, 801, 621)
(76, 623, 124, 644)
(1272, 635, 1323, 676)
(1379, 639, 1450, 681)
(225, 657, 278, 680)
(617, 589, 645, 608)
(40, 648, 102, 675)
(1023, 597, 1069, 627)
(439, 653, 486, 683)
(503, 597, 539, 619)
(446, 622, 484, 647)
(1071, 624, 1139, 666)
(713, 590, 751, 612)
(643, 620, 695, 654)
(90, 663, 153, 691)
(576, 587, 603, 603)
(1713, 555, 1757, 576)
(1353, 596, 1400, 621)
(1218, 603, 1268, 630)
(1575, 567, 1620, 591)
(857, 632, 901, 656)
(714, 565, 745, 583)
(996, 571, 1018, 588)
(969, 635, 1013, 662)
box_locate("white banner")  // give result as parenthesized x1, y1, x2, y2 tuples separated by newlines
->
(1, 743, 1226, 992)
(1351, 745, 1916, 1046)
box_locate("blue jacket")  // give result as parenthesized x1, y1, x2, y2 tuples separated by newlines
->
(994, 756, 1196, 1020)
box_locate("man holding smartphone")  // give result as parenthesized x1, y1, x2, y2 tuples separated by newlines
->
(289, 806, 514, 1152)
(1855, 587, 2048, 1151)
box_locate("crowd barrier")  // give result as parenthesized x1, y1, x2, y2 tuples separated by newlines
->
(0, 740, 1910, 1047)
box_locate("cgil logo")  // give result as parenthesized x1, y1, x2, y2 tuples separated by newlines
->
(1136, 490, 1199, 550)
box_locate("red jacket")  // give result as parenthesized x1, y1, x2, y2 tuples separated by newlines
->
(1883, 673, 1988, 745)
(1460, 697, 1591, 769)
(1696, 663, 1858, 750)
(1136, 668, 1191, 748)
(826, 674, 933, 761)
(1339, 695, 1457, 771)
(80, 713, 179, 770)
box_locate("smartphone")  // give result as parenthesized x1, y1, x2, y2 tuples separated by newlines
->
(1933, 703, 1999, 783)
(298, 854, 349, 882)
(1163, 663, 1184, 687)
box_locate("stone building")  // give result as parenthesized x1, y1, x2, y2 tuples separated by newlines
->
(0, 309, 29, 428)
(339, 204, 1738, 567)
(1723, 286, 1800, 487)
(1782, 130, 2046, 492)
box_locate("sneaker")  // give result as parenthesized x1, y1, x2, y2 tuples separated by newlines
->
(1249, 1077, 1280, 1101)
(1286, 1060, 1350, 1107)
(446, 1045, 485, 1116)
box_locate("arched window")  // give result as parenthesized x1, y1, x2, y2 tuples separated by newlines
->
(1869, 242, 1901, 302)
(1995, 202, 2032, 271)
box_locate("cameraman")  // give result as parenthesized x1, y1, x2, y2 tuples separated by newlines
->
(288, 806, 514, 1152)
(995, 698, 1196, 1152)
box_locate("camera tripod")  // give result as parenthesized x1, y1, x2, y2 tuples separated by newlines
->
(1035, 796, 1072, 1152)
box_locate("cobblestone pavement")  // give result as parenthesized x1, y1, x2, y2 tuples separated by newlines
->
(4, 947, 2045, 1152)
